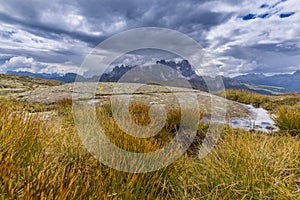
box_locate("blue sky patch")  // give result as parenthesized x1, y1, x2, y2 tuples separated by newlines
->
(258, 13, 269, 19)
(243, 14, 256, 20)
(260, 4, 269, 9)
(280, 12, 295, 18)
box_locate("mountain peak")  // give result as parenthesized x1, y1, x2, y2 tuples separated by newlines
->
(156, 59, 195, 78)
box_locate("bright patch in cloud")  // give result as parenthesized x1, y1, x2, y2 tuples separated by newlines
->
(1, 56, 84, 74)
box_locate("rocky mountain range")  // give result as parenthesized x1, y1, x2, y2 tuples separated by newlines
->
(6, 60, 300, 95)
(235, 70, 300, 92)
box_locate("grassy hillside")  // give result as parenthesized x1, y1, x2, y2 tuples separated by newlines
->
(0, 74, 63, 96)
(0, 95, 299, 199)
(219, 89, 300, 111)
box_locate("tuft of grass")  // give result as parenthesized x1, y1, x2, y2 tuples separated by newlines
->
(185, 129, 300, 199)
(56, 98, 73, 107)
(0, 98, 51, 112)
(94, 101, 204, 153)
(273, 106, 300, 136)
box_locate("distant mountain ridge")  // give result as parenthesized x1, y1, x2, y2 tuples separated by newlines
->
(7, 71, 86, 83)
(235, 70, 300, 92)
(6, 60, 300, 95)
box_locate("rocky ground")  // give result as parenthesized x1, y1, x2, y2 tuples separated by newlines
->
(1, 81, 248, 121)
(0, 74, 250, 119)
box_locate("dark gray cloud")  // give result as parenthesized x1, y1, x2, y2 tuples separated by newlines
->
(0, 0, 231, 45)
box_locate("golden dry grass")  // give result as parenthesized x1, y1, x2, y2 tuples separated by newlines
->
(273, 105, 300, 136)
(0, 98, 299, 199)
(220, 89, 300, 111)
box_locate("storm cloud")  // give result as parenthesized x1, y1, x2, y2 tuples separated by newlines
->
(0, 0, 299, 76)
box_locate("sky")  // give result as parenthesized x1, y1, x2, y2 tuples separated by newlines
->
(0, 0, 299, 77)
